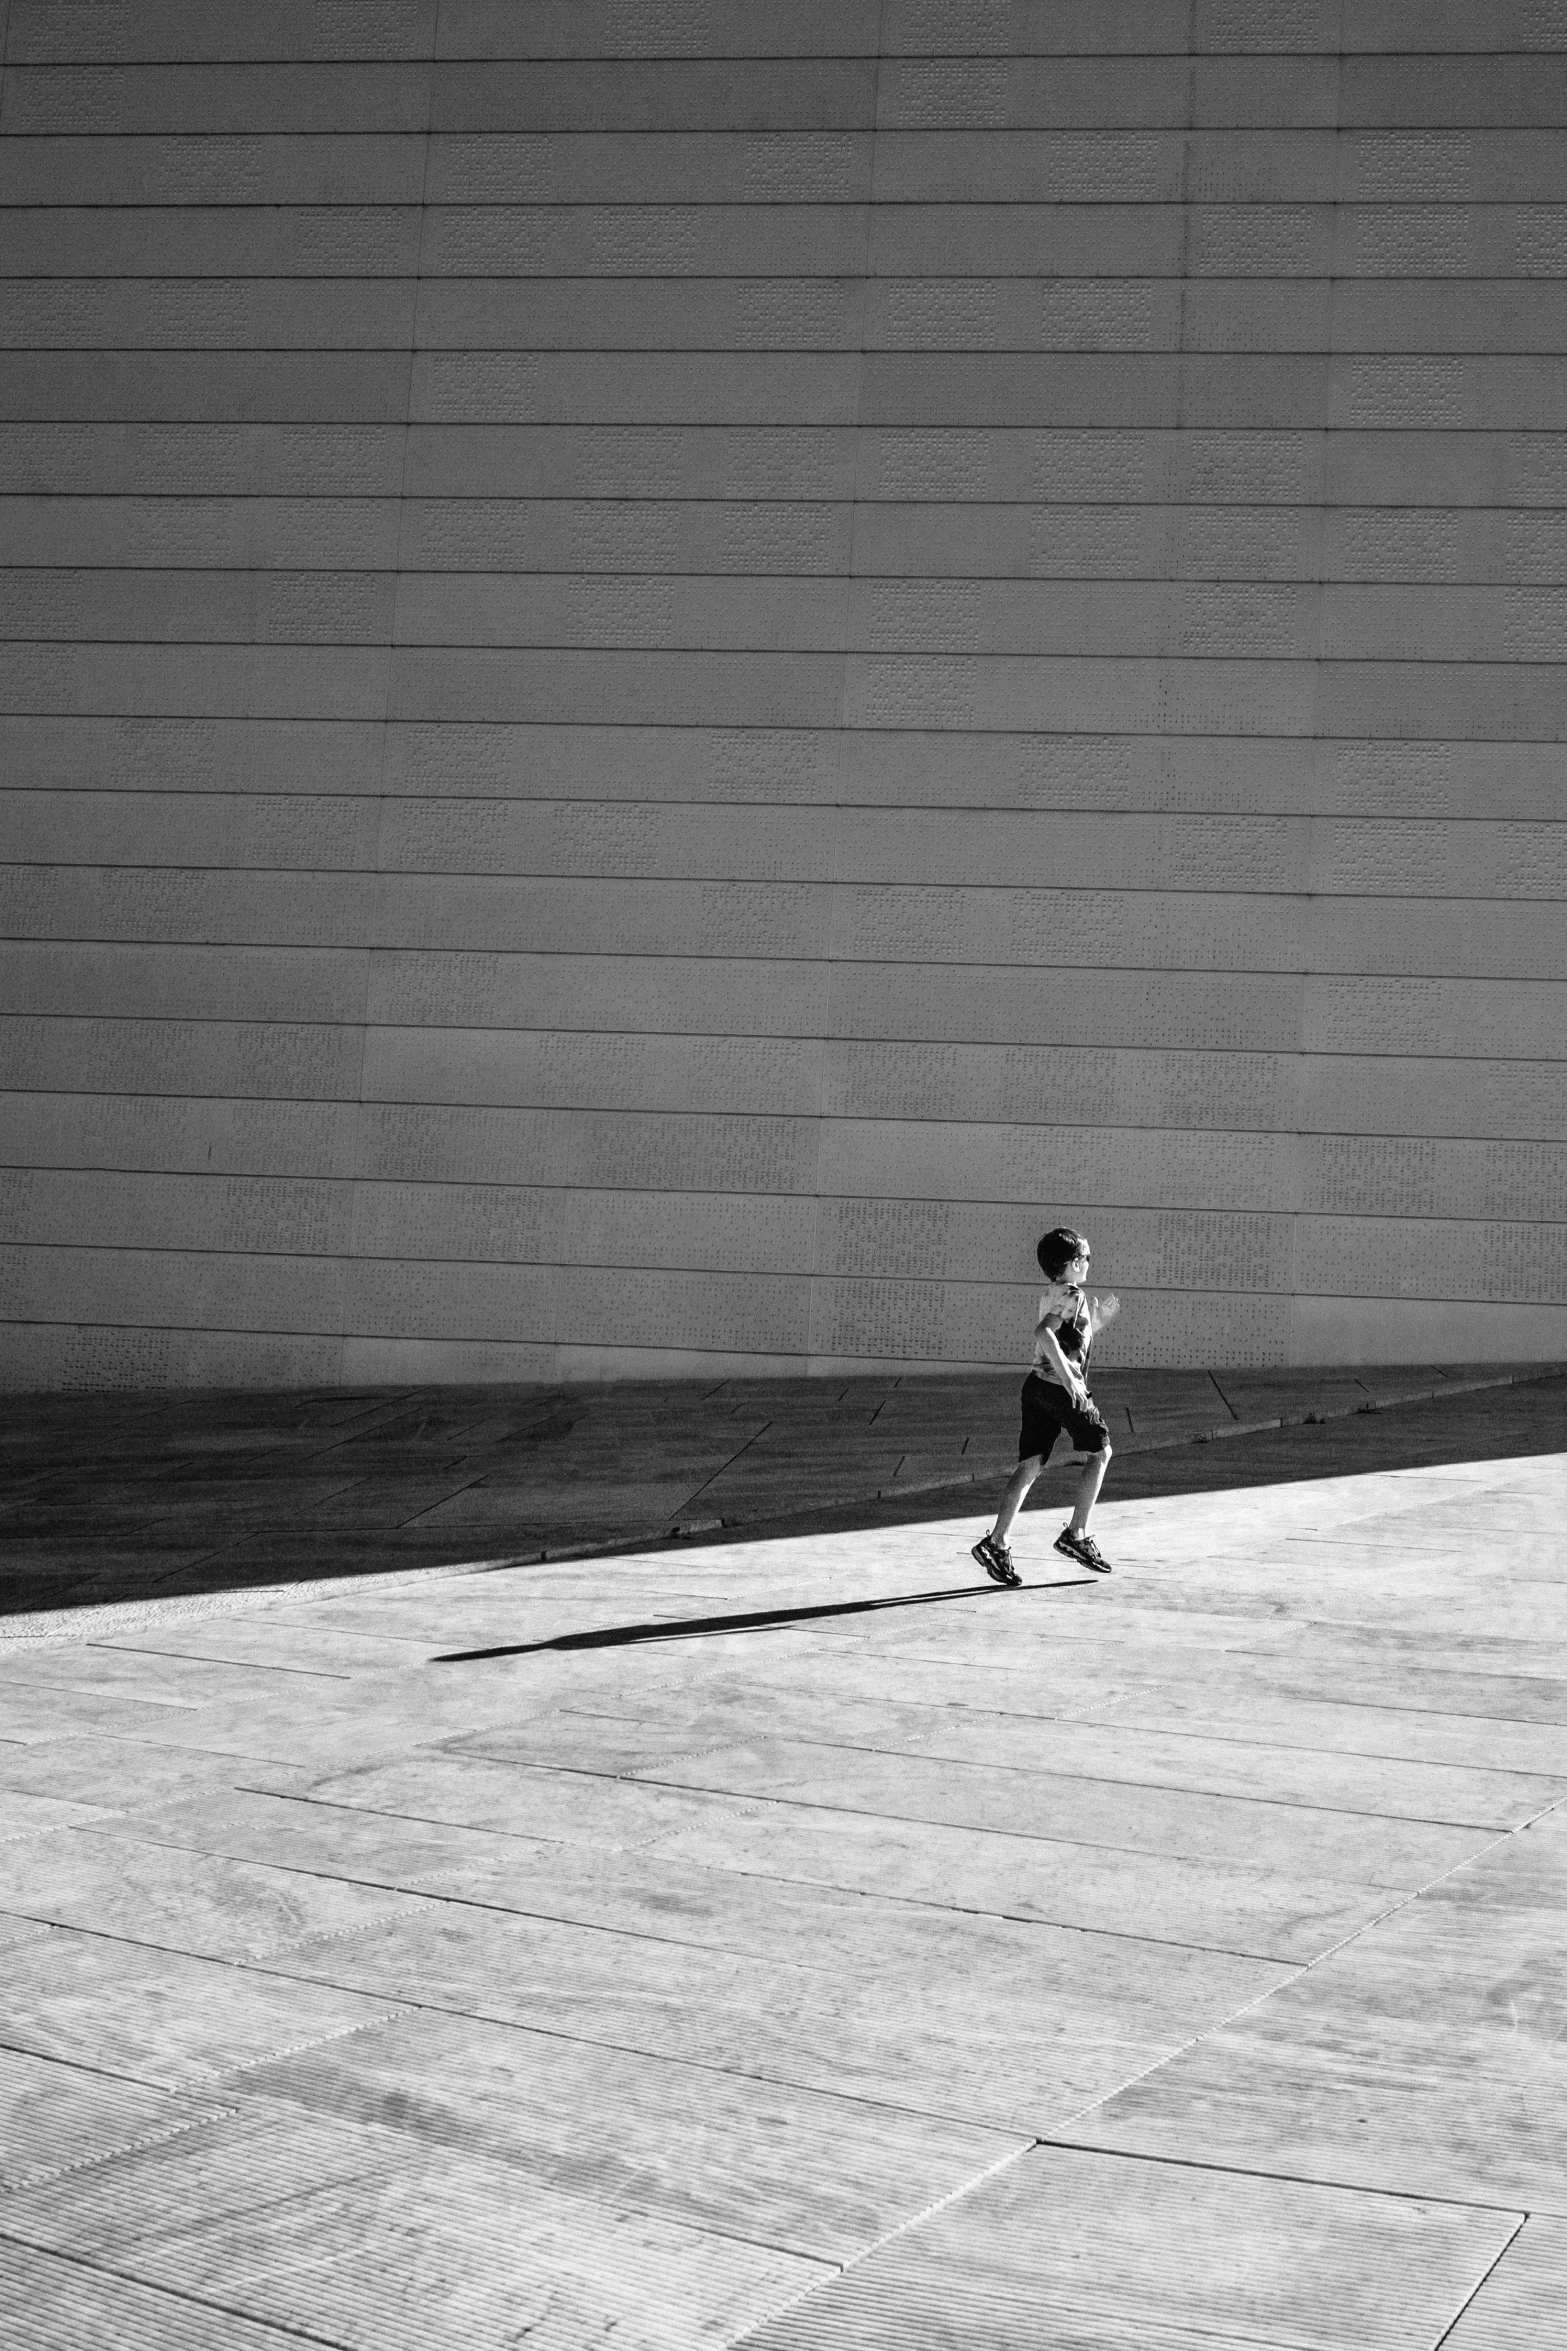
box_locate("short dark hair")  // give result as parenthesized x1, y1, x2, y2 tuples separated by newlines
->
(1037, 1227, 1088, 1281)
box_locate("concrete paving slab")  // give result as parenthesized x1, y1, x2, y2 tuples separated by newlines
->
(267, 1895, 1179, 2137)
(0, 1791, 118, 1841)
(2, 1933, 410, 2090)
(81, 1786, 549, 1894)
(492, 1694, 1564, 1829)
(0, 1734, 310, 1813)
(0, 2240, 304, 2351)
(1443, 2216, 1567, 2351)
(0, 1832, 431, 1963)
(0, 2110, 830, 2351)
(623, 1734, 1501, 1887)
(242, 2006, 1024, 2263)
(0, 2044, 233, 2194)
(0, 1640, 350, 1706)
(738, 2142, 1520, 2350)
(405, 1841, 1292, 2025)
(633, 1783, 1401, 1963)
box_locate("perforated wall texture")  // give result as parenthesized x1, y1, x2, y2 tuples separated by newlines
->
(2, 1, 1564, 1386)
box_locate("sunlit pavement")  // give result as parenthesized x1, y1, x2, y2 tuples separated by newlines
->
(1, 1391, 1564, 2347)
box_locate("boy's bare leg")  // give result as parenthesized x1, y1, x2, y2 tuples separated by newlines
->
(992, 1451, 1047, 1544)
(1069, 1447, 1111, 1535)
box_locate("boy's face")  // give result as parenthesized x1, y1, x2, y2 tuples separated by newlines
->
(1066, 1246, 1090, 1284)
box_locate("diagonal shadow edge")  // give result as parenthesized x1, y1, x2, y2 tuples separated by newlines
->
(432, 1575, 1095, 1662)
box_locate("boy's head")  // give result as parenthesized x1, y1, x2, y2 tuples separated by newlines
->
(1037, 1227, 1090, 1283)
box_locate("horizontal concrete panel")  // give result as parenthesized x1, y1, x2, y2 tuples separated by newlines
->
(0, 134, 431, 208)
(7, 1, 442, 65)
(37, 345, 1550, 434)
(0, 717, 392, 796)
(364, 948, 838, 1037)
(0, 64, 440, 136)
(0, 424, 410, 497)
(11, 865, 1554, 977)
(299, 275, 1567, 358)
(444, 2, 879, 61)
(0, 1090, 361, 1178)
(0, 1165, 359, 1255)
(430, 60, 880, 134)
(0, 642, 394, 719)
(0, 1016, 364, 1101)
(821, 1039, 1567, 1142)
(28, 794, 1560, 901)
(387, 573, 1567, 662)
(355, 1029, 1566, 1141)
(0, 497, 406, 571)
(0, 943, 372, 1023)
(16, 567, 1567, 670)
(3, 950, 1554, 1070)
(0, 1243, 559, 1343)
(0, 352, 412, 423)
(0, 1239, 345, 1333)
(362, 953, 1564, 1060)
(0, 569, 396, 644)
(853, 503, 1567, 586)
(833, 963, 1567, 1058)
(386, 648, 846, 728)
(0, 490, 1494, 591)
(1300, 975, 1566, 1058)
(815, 1121, 1566, 1221)
(1294, 1214, 1567, 1303)
(865, 352, 1567, 431)
(0, 1318, 348, 1390)
(18, 1166, 1556, 1305)
(179, 421, 1543, 510)
(0, 280, 419, 351)
(400, 424, 864, 501)
(1287, 1292, 1567, 1364)
(381, 646, 1567, 740)
(427, 1, 1567, 61)
(358, 1026, 829, 1117)
(22, 1, 1539, 71)
(393, 425, 1567, 510)
(1, 791, 386, 868)
(0, 206, 428, 278)
(6, 1017, 1560, 1147)
(10, 130, 1567, 214)
(1340, 55, 1567, 126)
(6, 717, 1563, 821)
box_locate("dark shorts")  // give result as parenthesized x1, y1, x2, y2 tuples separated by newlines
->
(1019, 1372, 1109, 1462)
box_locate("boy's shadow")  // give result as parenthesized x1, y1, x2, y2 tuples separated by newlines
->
(433, 1575, 1094, 1663)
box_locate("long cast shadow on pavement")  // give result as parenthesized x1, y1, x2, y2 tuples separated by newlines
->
(433, 1575, 1094, 1663)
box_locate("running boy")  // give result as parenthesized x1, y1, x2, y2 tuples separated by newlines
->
(972, 1227, 1119, 1585)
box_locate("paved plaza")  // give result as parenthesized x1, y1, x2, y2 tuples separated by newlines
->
(1, 1372, 1564, 2347)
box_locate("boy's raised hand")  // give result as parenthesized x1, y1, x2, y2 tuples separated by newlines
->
(1089, 1292, 1120, 1332)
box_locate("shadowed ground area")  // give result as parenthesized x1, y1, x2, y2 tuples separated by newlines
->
(2, 1360, 1561, 1621)
(0, 1375, 1563, 2347)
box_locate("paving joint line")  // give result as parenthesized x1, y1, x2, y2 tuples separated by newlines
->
(1032, 2133, 1532, 2218)
(1432, 2215, 1532, 2348)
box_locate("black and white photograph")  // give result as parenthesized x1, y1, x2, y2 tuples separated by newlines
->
(1, 4, 1564, 2344)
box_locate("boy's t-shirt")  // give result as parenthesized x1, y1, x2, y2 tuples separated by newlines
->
(1031, 1281, 1092, 1386)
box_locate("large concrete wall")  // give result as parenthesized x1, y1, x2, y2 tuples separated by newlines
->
(1, 0, 1564, 1389)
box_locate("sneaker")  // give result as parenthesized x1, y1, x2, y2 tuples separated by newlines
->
(1054, 1525, 1111, 1573)
(972, 1531, 1020, 1587)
